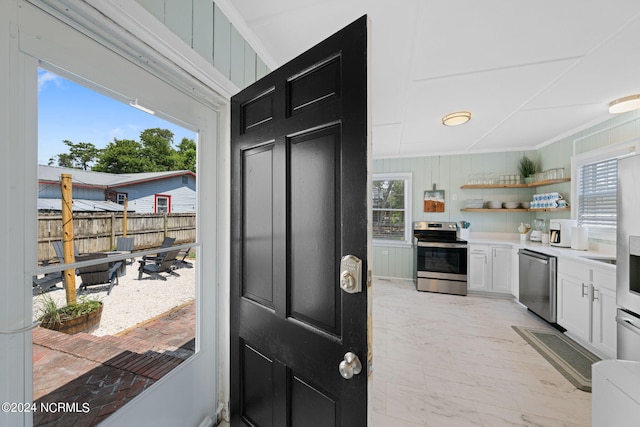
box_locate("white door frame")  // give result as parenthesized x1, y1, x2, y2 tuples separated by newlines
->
(1, 1, 233, 425)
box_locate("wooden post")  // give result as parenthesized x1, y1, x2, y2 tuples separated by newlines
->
(61, 173, 76, 305)
(123, 197, 128, 237)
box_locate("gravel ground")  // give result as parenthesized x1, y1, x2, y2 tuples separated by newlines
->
(33, 257, 196, 336)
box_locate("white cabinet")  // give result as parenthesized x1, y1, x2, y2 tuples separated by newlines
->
(557, 266, 591, 342)
(468, 245, 489, 291)
(557, 258, 617, 359)
(592, 268, 617, 358)
(492, 246, 513, 293)
(468, 244, 512, 295)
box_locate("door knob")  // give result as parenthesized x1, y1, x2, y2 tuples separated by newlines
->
(339, 352, 362, 379)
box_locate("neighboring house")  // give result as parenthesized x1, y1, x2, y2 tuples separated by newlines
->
(38, 165, 196, 213)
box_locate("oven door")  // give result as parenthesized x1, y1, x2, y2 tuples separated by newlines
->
(416, 241, 467, 281)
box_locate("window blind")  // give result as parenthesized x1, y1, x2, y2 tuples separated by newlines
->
(577, 158, 617, 228)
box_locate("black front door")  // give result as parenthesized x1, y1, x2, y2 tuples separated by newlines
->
(230, 16, 369, 426)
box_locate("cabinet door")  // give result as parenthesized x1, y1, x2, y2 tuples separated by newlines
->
(592, 285, 617, 358)
(468, 246, 489, 291)
(557, 272, 590, 342)
(491, 246, 512, 294)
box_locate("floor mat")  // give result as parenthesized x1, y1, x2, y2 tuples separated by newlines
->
(512, 325, 600, 392)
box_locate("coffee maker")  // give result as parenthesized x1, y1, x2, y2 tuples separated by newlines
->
(549, 219, 577, 247)
(530, 219, 546, 242)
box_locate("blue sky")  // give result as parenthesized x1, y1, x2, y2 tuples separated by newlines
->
(38, 68, 197, 166)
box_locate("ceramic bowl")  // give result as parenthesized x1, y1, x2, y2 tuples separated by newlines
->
(503, 202, 520, 209)
(487, 201, 502, 209)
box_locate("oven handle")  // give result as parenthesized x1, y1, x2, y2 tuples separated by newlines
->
(417, 242, 467, 249)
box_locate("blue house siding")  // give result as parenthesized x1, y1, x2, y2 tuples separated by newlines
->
(38, 166, 196, 213)
(39, 183, 104, 201)
(113, 175, 196, 213)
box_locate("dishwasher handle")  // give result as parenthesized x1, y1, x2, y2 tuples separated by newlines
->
(518, 250, 549, 265)
(617, 311, 640, 335)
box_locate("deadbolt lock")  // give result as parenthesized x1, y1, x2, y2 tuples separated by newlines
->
(339, 255, 362, 294)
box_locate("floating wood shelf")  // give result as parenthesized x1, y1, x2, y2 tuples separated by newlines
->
(460, 207, 570, 213)
(528, 208, 571, 212)
(461, 208, 528, 213)
(460, 178, 570, 189)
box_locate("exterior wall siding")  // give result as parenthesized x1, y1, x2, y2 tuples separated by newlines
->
(116, 176, 196, 213)
(39, 184, 103, 200)
(39, 175, 196, 213)
(135, 0, 269, 90)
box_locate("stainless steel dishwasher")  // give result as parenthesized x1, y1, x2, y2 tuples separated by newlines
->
(518, 249, 557, 323)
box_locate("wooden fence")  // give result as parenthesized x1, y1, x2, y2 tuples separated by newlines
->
(37, 212, 196, 262)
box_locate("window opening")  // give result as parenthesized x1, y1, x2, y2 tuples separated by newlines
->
(34, 67, 198, 424)
(372, 173, 412, 244)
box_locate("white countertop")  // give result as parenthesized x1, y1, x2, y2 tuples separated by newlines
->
(464, 232, 617, 270)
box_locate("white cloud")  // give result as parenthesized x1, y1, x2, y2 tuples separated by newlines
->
(38, 70, 63, 92)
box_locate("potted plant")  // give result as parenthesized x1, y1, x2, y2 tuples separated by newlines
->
(519, 156, 539, 184)
(36, 293, 103, 334)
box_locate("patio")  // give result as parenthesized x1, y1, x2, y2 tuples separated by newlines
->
(32, 257, 196, 426)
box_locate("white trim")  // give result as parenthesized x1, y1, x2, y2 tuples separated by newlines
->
(13, 2, 229, 425)
(571, 138, 638, 227)
(35, 0, 239, 102)
(372, 172, 413, 245)
(213, 0, 279, 71)
(573, 138, 638, 166)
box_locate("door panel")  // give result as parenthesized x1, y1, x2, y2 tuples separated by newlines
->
(288, 55, 341, 115)
(290, 126, 340, 334)
(243, 144, 275, 308)
(241, 343, 275, 426)
(231, 16, 369, 427)
(291, 375, 337, 426)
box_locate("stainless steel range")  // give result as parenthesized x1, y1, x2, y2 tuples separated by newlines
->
(413, 221, 468, 295)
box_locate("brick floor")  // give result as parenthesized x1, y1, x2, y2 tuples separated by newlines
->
(32, 301, 195, 426)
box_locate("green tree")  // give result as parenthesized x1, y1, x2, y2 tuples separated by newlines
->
(140, 128, 177, 171)
(48, 140, 101, 170)
(176, 137, 196, 172)
(92, 139, 153, 173)
(54, 128, 196, 174)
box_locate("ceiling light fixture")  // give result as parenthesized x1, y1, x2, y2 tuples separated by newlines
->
(129, 99, 155, 115)
(608, 95, 640, 114)
(442, 111, 472, 126)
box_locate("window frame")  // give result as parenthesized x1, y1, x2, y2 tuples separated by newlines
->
(372, 172, 412, 246)
(572, 139, 638, 239)
(155, 194, 171, 213)
(116, 192, 127, 205)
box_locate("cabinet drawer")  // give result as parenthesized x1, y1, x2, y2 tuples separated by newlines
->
(469, 244, 489, 254)
(558, 258, 591, 282)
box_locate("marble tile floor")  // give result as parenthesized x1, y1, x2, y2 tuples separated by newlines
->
(371, 278, 592, 427)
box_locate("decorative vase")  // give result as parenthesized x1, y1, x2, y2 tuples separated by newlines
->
(520, 233, 527, 241)
(525, 176, 535, 184)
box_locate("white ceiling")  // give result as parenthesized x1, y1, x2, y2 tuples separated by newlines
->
(226, 0, 640, 159)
